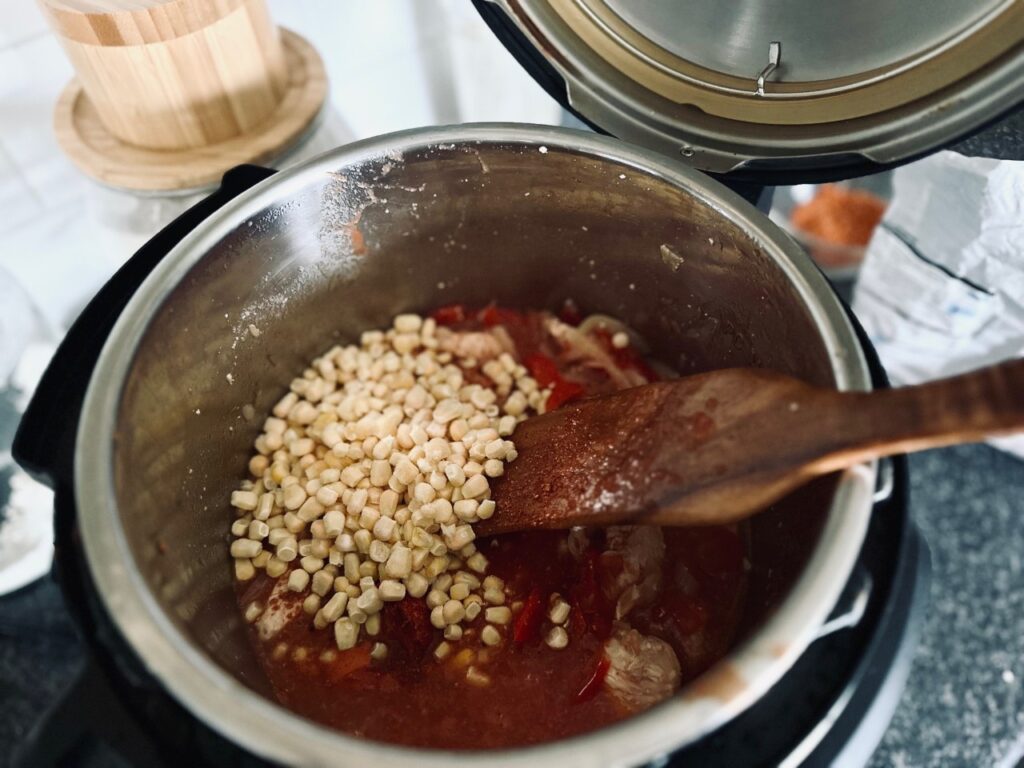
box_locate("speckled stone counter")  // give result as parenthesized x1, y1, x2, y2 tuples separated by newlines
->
(870, 444, 1024, 768)
(952, 108, 1024, 163)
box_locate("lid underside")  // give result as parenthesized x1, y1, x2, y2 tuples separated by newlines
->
(605, 0, 1005, 85)
(477, 0, 1024, 181)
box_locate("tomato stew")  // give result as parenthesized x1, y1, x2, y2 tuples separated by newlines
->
(237, 304, 748, 749)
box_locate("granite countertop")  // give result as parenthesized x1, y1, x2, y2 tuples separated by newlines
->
(1, 443, 1022, 767)
(872, 445, 1024, 768)
(951, 108, 1024, 163)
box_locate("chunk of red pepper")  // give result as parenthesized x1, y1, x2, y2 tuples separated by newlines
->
(569, 604, 588, 637)
(479, 303, 501, 326)
(479, 304, 525, 328)
(525, 353, 585, 410)
(430, 304, 468, 326)
(558, 299, 583, 326)
(525, 353, 561, 388)
(574, 654, 611, 703)
(571, 548, 613, 639)
(592, 328, 661, 382)
(546, 379, 584, 411)
(513, 587, 544, 647)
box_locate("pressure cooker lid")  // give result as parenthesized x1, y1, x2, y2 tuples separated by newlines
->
(474, 0, 1024, 183)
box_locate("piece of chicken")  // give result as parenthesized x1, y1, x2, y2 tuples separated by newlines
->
(435, 327, 514, 362)
(256, 577, 302, 642)
(603, 624, 682, 712)
(546, 318, 647, 389)
(600, 526, 665, 619)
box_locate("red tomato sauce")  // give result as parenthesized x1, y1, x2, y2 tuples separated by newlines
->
(237, 304, 748, 749)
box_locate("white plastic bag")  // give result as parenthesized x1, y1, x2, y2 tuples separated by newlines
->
(852, 151, 1024, 458)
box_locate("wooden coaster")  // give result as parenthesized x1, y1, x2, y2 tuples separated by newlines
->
(53, 28, 327, 193)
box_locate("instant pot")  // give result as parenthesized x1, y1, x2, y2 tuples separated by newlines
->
(14, 1, 1023, 763)
(14, 126, 919, 768)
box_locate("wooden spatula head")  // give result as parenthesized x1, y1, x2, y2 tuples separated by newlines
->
(481, 369, 821, 535)
(479, 358, 1024, 536)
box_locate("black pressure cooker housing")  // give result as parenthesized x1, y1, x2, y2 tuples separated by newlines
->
(13, 162, 927, 766)
(20, 1, 1018, 760)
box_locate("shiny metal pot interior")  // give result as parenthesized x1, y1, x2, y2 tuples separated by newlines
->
(77, 125, 875, 766)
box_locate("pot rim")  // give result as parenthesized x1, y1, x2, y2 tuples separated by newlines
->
(75, 123, 875, 766)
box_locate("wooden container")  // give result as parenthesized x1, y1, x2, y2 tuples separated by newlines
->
(41, 0, 290, 150)
(40, 0, 327, 192)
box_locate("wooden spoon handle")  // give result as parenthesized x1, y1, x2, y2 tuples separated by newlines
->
(810, 358, 1024, 472)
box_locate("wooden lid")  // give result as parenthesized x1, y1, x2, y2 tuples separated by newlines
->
(53, 27, 327, 192)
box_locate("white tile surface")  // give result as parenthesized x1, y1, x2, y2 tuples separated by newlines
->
(0, 144, 42, 237)
(20, 150, 88, 207)
(0, 0, 48, 49)
(0, 35, 73, 176)
(0, 202, 109, 330)
(0, 33, 80, 225)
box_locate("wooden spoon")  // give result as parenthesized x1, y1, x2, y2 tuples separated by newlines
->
(478, 360, 1024, 535)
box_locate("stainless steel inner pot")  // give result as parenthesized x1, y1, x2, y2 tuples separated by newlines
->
(76, 124, 875, 766)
